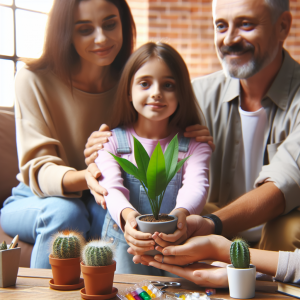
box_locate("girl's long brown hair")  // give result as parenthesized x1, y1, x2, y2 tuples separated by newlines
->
(26, 0, 136, 84)
(111, 42, 205, 130)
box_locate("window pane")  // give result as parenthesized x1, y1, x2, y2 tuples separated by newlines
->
(16, 9, 48, 58)
(0, 0, 13, 5)
(0, 59, 15, 107)
(16, 60, 25, 72)
(16, 0, 54, 13)
(0, 7, 14, 56)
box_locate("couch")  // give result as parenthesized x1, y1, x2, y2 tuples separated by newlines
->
(0, 109, 33, 267)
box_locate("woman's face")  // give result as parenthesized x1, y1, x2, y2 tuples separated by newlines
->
(72, 0, 123, 67)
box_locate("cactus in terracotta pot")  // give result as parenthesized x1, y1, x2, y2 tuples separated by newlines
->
(49, 230, 85, 287)
(230, 238, 250, 269)
(82, 240, 114, 266)
(81, 240, 117, 296)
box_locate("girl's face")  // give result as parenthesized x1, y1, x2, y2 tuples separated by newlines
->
(72, 0, 123, 67)
(131, 58, 178, 124)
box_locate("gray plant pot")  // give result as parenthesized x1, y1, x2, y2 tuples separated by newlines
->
(136, 214, 178, 256)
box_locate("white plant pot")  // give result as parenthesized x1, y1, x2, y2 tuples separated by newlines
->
(0, 247, 21, 288)
(227, 264, 256, 299)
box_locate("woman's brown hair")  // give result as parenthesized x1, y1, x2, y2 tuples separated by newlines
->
(111, 42, 205, 130)
(26, 0, 136, 83)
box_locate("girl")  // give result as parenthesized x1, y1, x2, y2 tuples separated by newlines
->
(95, 42, 212, 275)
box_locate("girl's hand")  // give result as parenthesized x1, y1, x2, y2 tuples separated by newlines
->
(84, 124, 112, 166)
(184, 124, 215, 152)
(123, 209, 156, 255)
(85, 163, 108, 208)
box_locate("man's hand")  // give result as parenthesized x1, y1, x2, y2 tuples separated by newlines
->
(85, 163, 108, 208)
(84, 124, 112, 166)
(147, 259, 228, 288)
(184, 124, 215, 152)
(123, 210, 155, 255)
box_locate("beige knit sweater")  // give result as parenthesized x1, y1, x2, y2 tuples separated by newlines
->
(14, 67, 117, 198)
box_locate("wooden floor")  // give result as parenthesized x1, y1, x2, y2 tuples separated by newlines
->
(0, 267, 293, 299)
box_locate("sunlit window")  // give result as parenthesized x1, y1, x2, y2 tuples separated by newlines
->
(0, 0, 54, 107)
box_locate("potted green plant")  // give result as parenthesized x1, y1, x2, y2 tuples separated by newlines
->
(227, 238, 256, 299)
(49, 230, 85, 289)
(110, 135, 189, 254)
(0, 237, 21, 288)
(80, 240, 118, 298)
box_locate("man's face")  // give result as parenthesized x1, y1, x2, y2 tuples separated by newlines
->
(213, 0, 280, 79)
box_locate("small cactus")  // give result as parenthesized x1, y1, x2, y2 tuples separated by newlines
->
(51, 230, 85, 259)
(0, 241, 7, 250)
(230, 238, 250, 269)
(82, 240, 115, 266)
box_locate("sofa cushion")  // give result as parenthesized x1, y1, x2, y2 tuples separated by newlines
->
(0, 110, 19, 207)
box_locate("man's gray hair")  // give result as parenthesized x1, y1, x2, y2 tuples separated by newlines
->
(212, 0, 289, 23)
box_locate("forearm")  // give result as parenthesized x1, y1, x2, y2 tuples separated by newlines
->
(250, 249, 279, 276)
(214, 182, 285, 237)
(62, 170, 88, 193)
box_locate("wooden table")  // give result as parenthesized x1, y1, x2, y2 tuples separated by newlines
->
(0, 267, 293, 299)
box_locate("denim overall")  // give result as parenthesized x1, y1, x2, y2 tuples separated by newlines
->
(102, 127, 190, 275)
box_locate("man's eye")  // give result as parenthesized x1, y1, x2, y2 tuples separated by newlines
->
(216, 23, 227, 32)
(242, 22, 254, 29)
(103, 22, 116, 31)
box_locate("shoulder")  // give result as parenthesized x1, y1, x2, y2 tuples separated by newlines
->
(192, 70, 226, 91)
(188, 138, 212, 155)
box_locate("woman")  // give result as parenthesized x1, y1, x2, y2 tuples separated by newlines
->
(0, 0, 135, 269)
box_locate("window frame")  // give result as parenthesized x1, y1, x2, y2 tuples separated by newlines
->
(0, 0, 48, 110)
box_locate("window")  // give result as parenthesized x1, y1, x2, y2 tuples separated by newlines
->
(0, 0, 54, 107)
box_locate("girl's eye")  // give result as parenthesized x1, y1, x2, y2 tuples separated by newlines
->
(164, 82, 175, 90)
(78, 27, 94, 36)
(140, 81, 149, 88)
(103, 22, 116, 31)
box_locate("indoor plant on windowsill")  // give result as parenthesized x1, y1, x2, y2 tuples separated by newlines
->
(49, 230, 85, 290)
(80, 240, 117, 298)
(110, 134, 189, 255)
(227, 238, 256, 299)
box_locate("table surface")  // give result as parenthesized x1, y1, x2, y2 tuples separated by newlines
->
(0, 267, 293, 300)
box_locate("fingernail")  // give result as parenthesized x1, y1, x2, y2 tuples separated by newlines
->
(151, 241, 155, 245)
(178, 222, 183, 229)
(154, 255, 161, 261)
(149, 247, 154, 250)
(130, 222, 136, 227)
(94, 152, 98, 156)
(148, 235, 152, 239)
(163, 250, 169, 255)
(97, 145, 102, 149)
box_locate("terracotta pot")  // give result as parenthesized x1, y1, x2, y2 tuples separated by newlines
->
(81, 260, 116, 296)
(49, 254, 81, 285)
(136, 214, 178, 255)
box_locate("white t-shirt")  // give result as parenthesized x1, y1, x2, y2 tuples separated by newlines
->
(231, 106, 268, 241)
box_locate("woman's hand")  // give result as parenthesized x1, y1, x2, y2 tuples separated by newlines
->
(184, 124, 215, 152)
(84, 124, 112, 166)
(123, 209, 156, 255)
(85, 163, 108, 208)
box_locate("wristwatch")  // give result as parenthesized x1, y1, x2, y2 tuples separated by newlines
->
(202, 214, 223, 235)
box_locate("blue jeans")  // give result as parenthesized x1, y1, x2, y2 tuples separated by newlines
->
(1, 183, 106, 268)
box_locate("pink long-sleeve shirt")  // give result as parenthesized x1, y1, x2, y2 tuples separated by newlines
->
(95, 126, 211, 228)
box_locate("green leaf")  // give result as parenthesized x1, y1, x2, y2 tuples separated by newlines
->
(174, 156, 191, 175)
(164, 134, 179, 183)
(146, 142, 167, 200)
(108, 152, 141, 180)
(133, 136, 150, 187)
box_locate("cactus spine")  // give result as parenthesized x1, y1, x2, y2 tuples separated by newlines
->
(0, 241, 7, 250)
(230, 238, 250, 269)
(51, 230, 85, 259)
(82, 240, 114, 266)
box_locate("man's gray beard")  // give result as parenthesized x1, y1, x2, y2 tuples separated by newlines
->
(221, 57, 262, 79)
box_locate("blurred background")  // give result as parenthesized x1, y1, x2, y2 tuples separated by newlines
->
(1, 0, 300, 107)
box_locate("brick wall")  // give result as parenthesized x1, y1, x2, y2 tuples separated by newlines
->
(127, 0, 300, 79)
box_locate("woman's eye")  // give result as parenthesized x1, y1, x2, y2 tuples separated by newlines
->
(104, 22, 116, 31)
(78, 27, 94, 35)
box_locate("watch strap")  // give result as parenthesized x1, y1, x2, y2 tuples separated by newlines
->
(202, 214, 223, 235)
